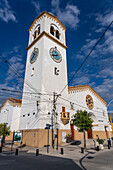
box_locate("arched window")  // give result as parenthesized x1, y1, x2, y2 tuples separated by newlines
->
(50, 26, 54, 36)
(56, 30, 59, 39)
(38, 26, 40, 35)
(33, 25, 40, 39)
(34, 31, 37, 39)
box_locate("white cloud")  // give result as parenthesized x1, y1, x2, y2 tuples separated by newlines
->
(95, 27, 104, 33)
(51, 0, 80, 29)
(96, 11, 113, 27)
(75, 76, 90, 85)
(94, 78, 113, 100)
(51, 0, 59, 8)
(0, 46, 25, 94)
(71, 71, 90, 85)
(96, 67, 113, 79)
(31, 0, 80, 29)
(0, 0, 17, 23)
(31, 1, 41, 14)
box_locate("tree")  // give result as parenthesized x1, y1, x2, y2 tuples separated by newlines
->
(71, 110, 93, 149)
(0, 123, 10, 145)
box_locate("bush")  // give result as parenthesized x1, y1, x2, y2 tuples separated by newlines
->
(97, 139, 104, 144)
(111, 137, 113, 140)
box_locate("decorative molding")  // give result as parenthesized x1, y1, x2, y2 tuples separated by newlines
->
(60, 118, 69, 125)
(68, 85, 107, 106)
(27, 31, 68, 50)
(60, 112, 70, 125)
(29, 11, 66, 32)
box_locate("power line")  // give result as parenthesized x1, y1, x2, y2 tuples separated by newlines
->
(0, 55, 39, 93)
(0, 55, 52, 105)
(60, 21, 113, 95)
(0, 88, 53, 95)
(0, 55, 49, 102)
(59, 95, 108, 114)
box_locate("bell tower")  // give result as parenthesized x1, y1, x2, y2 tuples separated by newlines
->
(20, 11, 68, 130)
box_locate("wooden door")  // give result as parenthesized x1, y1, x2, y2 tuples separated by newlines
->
(87, 127, 93, 138)
(71, 124, 74, 140)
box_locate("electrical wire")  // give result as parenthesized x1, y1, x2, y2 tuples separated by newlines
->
(60, 21, 113, 95)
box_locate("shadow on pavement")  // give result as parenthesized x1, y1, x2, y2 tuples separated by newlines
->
(0, 152, 82, 170)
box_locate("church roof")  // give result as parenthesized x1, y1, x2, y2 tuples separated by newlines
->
(68, 85, 107, 106)
(0, 98, 22, 111)
(28, 11, 66, 31)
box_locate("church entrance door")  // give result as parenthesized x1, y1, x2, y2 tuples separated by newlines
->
(87, 127, 93, 138)
(71, 124, 74, 140)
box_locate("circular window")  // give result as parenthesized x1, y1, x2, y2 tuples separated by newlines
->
(86, 95, 94, 110)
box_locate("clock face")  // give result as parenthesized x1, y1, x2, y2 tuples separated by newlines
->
(49, 47, 62, 63)
(86, 95, 94, 110)
(30, 48, 39, 64)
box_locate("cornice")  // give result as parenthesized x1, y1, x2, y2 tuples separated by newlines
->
(68, 85, 107, 106)
(29, 11, 66, 32)
(27, 31, 68, 50)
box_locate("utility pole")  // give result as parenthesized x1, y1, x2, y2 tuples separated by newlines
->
(52, 92, 61, 150)
(53, 92, 56, 150)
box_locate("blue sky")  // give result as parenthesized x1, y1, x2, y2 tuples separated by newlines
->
(0, 0, 113, 115)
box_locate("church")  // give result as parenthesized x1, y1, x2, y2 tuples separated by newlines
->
(0, 11, 111, 147)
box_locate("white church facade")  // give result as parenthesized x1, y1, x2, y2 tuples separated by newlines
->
(0, 11, 111, 147)
(0, 98, 21, 131)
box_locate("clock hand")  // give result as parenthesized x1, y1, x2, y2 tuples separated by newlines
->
(32, 53, 35, 59)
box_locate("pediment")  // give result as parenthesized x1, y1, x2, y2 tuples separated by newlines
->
(68, 85, 106, 106)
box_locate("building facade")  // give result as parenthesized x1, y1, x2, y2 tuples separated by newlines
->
(0, 11, 111, 147)
(18, 11, 111, 147)
(0, 98, 21, 131)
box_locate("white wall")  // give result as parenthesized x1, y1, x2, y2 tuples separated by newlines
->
(0, 102, 21, 131)
(0, 102, 13, 128)
(20, 12, 109, 132)
(29, 13, 66, 46)
(20, 14, 68, 130)
(11, 106, 21, 131)
(68, 89, 109, 131)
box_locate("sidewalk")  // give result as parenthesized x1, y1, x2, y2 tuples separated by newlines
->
(1, 141, 113, 161)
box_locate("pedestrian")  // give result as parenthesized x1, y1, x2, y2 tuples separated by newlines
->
(108, 138, 111, 147)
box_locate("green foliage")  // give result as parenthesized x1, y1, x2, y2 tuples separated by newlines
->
(111, 137, 113, 140)
(97, 139, 104, 144)
(0, 123, 10, 137)
(71, 110, 93, 132)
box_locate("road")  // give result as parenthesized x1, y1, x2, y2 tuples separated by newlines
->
(0, 148, 113, 170)
(0, 151, 82, 170)
(78, 149, 113, 170)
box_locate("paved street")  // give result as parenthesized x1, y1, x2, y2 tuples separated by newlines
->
(0, 145, 113, 170)
(0, 152, 81, 170)
(81, 149, 113, 170)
